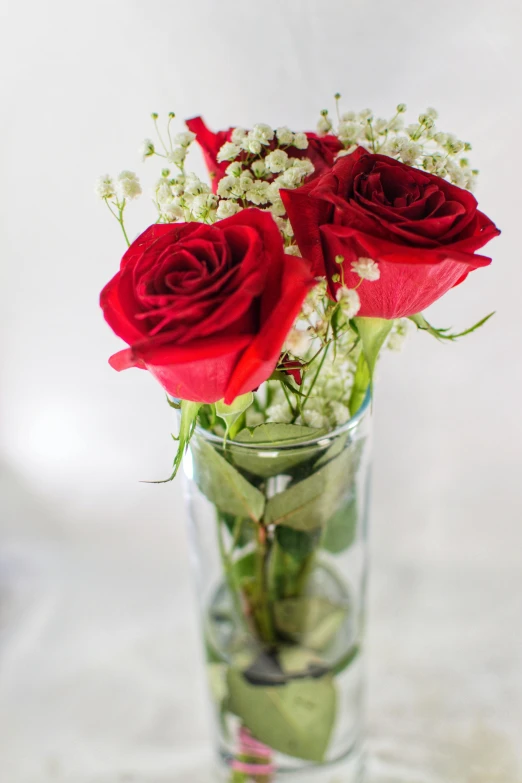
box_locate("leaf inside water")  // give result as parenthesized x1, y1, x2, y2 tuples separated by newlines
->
(322, 495, 358, 554)
(191, 438, 265, 521)
(264, 445, 358, 531)
(226, 667, 337, 762)
(231, 423, 325, 478)
(274, 596, 348, 651)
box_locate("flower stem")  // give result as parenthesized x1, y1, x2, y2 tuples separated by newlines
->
(301, 341, 331, 414)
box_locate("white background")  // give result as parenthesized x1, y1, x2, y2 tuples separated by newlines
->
(1, 1, 522, 781)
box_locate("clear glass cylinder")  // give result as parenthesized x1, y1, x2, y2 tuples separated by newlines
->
(183, 396, 372, 783)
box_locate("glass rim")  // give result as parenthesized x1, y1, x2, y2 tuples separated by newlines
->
(195, 389, 371, 451)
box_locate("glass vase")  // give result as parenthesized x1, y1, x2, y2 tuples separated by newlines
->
(183, 396, 372, 783)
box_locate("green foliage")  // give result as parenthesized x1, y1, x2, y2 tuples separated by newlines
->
(348, 352, 370, 417)
(353, 316, 393, 392)
(322, 495, 358, 554)
(226, 668, 336, 762)
(215, 392, 254, 440)
(264, 446, 357, 531)
(409, 311, 495, 341)
(275, 526, 321, 560)
(231, 423, 325, 478)
(273, 596, 347, 651)
(150, 400, 200, 483)
(192, 438, 265, 521)
(221, 513, 256, 549)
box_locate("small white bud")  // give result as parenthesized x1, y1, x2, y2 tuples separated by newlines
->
(335, 287, 361, 319)
(299, 409, 328, 429)
(167, 147, 187, 166)
(284, 328, 310, 357)
(245, 180, 270, 206)
(190, 193, 218, 220)
(216, 200, 241, 219)
(351, 257, 380, 281)
(280, 167, 305, 188)
(116, 171, 141, 200)
(329, 401, 351, 426)
(217, 142, 241, 163)
(276, 126, 294, 145)
(292, 132, 309, 149)
(269, 197, 286, 217)
(226, 161, 243, 177)
(317, 115, 333, 135)
(265, 149, 290, 173)
(242, 134, 262, 155)
(251, 123, 274, 145)
(266, 403, 293, 424)
(95, 174, 115, 199)
(139, 139, 155, 160)
(174, 131, 196, 147)
(400, 141, 421, 165)
(251, 159, 267, 178)
(217, 176, 238, 198)
(231, 127, 247, 145)
(291, 157, 314, 176)
(160, 199, 184, 222)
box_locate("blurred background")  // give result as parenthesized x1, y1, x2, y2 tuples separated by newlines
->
(1, 1, 521, 781)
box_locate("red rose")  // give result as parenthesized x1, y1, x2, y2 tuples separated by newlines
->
(185, 116, 342, 193)
(281, 147, 500, 319)
(185, 117, 234, 192)
(100, 210, 315, 404)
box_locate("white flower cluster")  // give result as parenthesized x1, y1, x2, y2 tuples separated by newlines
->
(95, 171, 142, 202)
(318, 100, 478, 190)
(221, 123, 309, 158)
(387, 319, 409, 352)
(154, 171, 218, 223)
(211, 127, 315, 226)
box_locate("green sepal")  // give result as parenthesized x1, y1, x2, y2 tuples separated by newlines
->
(409, 311, 495, 341)
(215, 392, 254, 441)
(145, 399, 201, 484)
(348, 351, 370, 417)
(353, 317, 393, 389)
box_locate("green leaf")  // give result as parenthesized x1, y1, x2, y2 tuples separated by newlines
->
(221, 513, 256, 549)
(148, 399, 201, 483)
(331, 644, 360, 676)
(275, 526, 321, 561)
(353, 316, 393, 392)
(231, 423, 325, 478)
(409, 311, 495, 341)
(264, 446, 358, 531)
(273, 596, 347, 651)
(322, 495, 358, 554)
(226, 668, 337, 762)
(236, 423, 323, 445)
(191, 437, 265, 521)
(232, 551, 257, 584)
(278, 646, 328, 679)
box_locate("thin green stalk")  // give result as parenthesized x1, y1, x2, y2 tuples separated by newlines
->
(301, 341, 331, 414)
(217, 515, 246, 628)
(254, 524, 276, 646)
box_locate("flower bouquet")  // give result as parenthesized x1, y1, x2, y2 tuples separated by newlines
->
(98, 99, 499, 782)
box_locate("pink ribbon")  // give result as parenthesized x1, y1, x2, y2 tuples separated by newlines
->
(232, 727, 275, 778)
